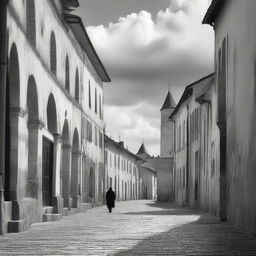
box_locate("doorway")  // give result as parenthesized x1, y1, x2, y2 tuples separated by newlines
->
(42, 138, 54, 206)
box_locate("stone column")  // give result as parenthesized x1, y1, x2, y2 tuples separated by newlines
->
(27, 120, 44, 199)
(62, 144, 72, 208)
(52, 134, 63, 213)
(9, 107, 27, 202)
(71, 151, 82, 208)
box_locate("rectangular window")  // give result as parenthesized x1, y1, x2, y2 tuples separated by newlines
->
(99, 131, 103, 149)
(87, 121, 92, 142)
(95, 88, 98, 113)
(94, 126, 98, 146)
(105, 151, 108, 165)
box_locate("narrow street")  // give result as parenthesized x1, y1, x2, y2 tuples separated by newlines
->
(1, 200, 256, 255)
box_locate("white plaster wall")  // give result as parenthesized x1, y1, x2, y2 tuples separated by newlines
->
(213, 0, 256, 232)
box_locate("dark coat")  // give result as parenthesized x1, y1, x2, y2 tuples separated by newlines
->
(106, 189, 116, 208)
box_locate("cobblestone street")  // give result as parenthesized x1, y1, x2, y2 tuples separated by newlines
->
(1, 200, 256, 255)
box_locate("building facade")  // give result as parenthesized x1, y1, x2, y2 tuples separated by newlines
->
(104, 136, 141, 201)
(171, 74, 220, 216)
(203, 0, 256, 232)
(136, 143, 158, 201)
(0, 0, 110, 234)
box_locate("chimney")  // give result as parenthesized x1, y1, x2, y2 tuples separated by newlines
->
(118, 141, 124, 148)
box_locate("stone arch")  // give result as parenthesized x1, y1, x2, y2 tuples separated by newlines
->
(50, 32, 57, 76)
(75, 68, 79, 103)
(8, 43, 20, 107)
(71, 128, 80, 207)
(26, 75, 39, 198)
(65, 55, 70, 93)
(5, 43, 20, 201)
(46, 94, 57, 134)
(61, 119, 71, 207)
(26, 0, 36, 46)
(89, 167, 95, 202)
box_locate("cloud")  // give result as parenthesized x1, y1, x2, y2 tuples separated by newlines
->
(87, 0, 213, 155)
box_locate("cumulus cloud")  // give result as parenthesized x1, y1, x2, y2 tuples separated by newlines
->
(87, 0, 213, 155)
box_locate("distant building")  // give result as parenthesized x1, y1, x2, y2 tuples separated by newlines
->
(0, 0, 110, 234)
(170, 74, 220, 216)
(136, 144, 157, 200)
(203, 0, 256, 232)
(104, 135, 141, 201)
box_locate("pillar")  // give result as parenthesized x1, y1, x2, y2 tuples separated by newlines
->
(70, 151, 82, 208)
(62, 144, 72, 208)
(52, 134, 63, 213)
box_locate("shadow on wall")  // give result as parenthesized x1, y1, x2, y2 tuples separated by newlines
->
(111, 203, 256, 256)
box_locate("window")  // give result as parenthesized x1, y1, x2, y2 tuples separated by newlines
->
(75, 68, 79, 102)
(99, 94, 102, 119)
(26, 0, 36, 46)
(105, 151, 108, 165)
(94, 126, 97, 146)
(65, 56, 70, 92)
(50, 32, 57, 75)
(99, 131, 103, 149)
(95, 88, 98, 113)
(88, 80, 91, 108)
(87, 120, 92, 142)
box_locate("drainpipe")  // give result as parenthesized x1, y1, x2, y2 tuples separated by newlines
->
(0, 0, 8, 235)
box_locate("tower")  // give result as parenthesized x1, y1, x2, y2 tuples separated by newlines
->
(160, 89, 176, 158)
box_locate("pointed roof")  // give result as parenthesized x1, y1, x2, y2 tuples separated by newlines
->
(137, 143, 149, 155)
(160, 90, 176, 111)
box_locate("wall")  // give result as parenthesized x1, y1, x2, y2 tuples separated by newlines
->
(148, 157, 174, 201)
(213, 0, 256, 232)
(139, 166, 157, 200)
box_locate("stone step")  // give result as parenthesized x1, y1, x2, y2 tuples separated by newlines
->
(62, 208, 69, 216)
(43, 206, 54, 214)
(62, 207, 78, 216)
(43, 213, 62, 222)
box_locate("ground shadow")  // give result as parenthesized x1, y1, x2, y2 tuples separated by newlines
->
(123, 201, 204, 216)
(110, 215, 256, 256)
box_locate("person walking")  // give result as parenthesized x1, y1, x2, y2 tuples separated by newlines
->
(106, 187, 116, 213)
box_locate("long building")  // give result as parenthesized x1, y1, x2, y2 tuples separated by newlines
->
(171, 74, 220, 216)
(0, 0, 110, 234)
(104, 135, 141, 201)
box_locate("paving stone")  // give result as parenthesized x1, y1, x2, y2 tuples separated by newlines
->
(0, 200, 256, 255)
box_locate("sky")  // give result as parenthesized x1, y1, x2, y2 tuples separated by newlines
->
(75, 0, 214, 156)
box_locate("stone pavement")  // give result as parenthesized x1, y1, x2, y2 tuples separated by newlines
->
(1, 200, 256, 255)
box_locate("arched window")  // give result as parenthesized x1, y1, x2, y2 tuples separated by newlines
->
(50, 32, 57, 76)
(26, 0, 36, 46)
(95, 88, 97, 113)
(88, 80, 91, 108)
(75, 68, 79, 102)
(65, 55, 70, 93)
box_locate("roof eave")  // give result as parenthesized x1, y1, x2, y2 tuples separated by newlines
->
(64, 14, 111, 83)
(202, 0, 225, 26)
(169, 73, 214, 119)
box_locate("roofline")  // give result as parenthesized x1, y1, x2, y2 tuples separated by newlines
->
(104, 135, 141, 161)
(65, 14, 111, 82)
(170, 73, 214, 119)
(202, 0, 225, 26)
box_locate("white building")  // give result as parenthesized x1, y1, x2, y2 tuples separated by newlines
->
(0, 0, 110, 234)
